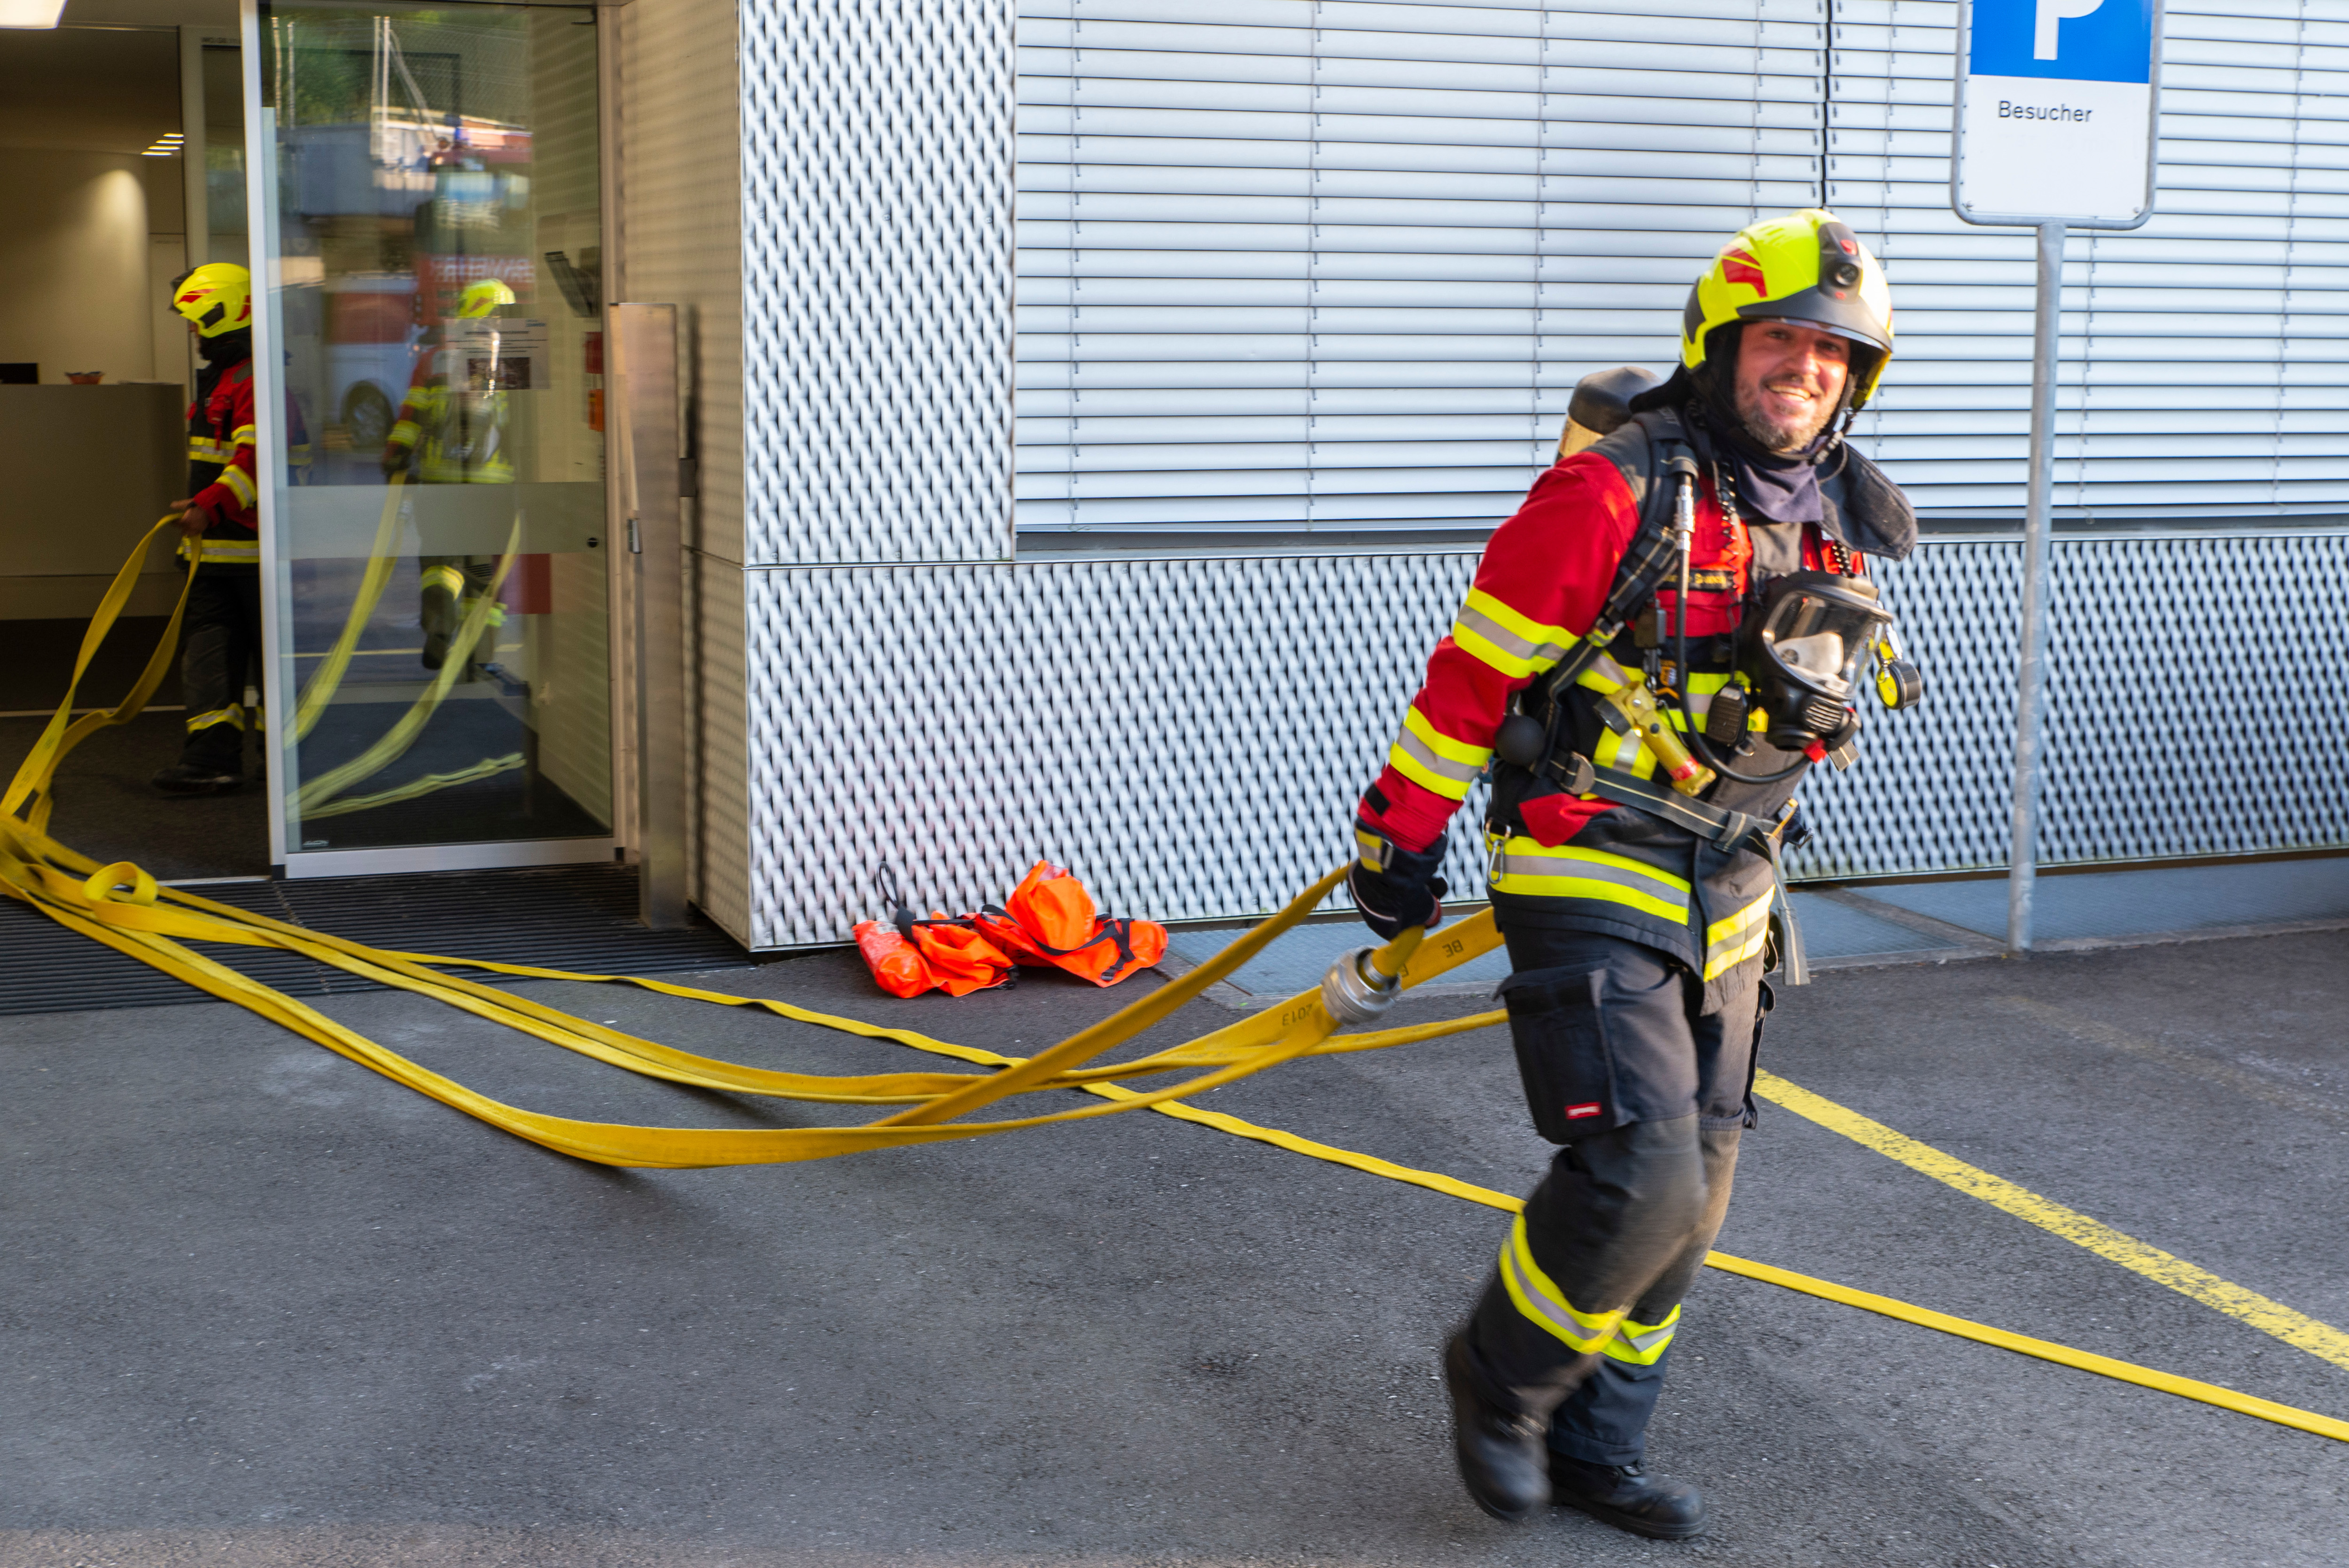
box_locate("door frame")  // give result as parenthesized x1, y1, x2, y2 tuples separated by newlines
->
(241, 0, 622, 879)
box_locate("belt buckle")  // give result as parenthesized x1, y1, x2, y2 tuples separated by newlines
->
(1558, 752, 1596, 796)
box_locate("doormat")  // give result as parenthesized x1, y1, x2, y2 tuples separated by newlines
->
(0, 863, 751, 1017)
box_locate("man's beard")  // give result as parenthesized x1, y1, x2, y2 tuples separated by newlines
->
(1734, 377, 1838, 455)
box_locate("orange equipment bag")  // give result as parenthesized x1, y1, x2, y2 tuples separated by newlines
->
(852, 920, 936, 999)
(974, 860, 1167, 988)
(906, 916, 1015, 998)
(854, 866, 1017, 999)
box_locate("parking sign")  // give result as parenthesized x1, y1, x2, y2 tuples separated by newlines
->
(1953, 0, 2162, 227)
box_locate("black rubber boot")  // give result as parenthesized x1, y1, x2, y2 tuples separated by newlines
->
(152, 761, 242, 796)
(1549, 1453, 1707, 1540)
(1442, 1334, 1549, 1523)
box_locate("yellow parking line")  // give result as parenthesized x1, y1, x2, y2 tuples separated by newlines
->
(1755, 1069, 2349, 1374)
(1082, 1081, 2349, 1444)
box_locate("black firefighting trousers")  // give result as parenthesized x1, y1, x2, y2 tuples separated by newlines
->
(177, 565, 263, 774)
(1455, 923, 1765, 1467)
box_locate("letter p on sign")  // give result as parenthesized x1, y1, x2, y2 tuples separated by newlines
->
(2037, 0, 2105, 59)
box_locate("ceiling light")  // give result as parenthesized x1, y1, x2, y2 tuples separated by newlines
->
(0, 0, 70, 31)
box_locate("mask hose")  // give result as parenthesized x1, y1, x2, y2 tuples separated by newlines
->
(1667, 462, 1806, 786)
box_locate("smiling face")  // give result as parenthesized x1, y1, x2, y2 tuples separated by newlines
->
(1732, 319, 1852, 453)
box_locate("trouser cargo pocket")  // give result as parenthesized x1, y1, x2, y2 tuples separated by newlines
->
(1500, 963, 1621, 1143)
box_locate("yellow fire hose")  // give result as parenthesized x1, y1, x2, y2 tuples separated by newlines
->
(5, 525, 2345, 1446)
(289, 476, 526, 817)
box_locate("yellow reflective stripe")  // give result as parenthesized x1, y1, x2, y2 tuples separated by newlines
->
(1451, 587, 1571, 678)
(1500, 1214, 1626, 1353)
(1702, 890, 1774, 980)
(1594, 722, 1654, 776)
(1683, 673, 1766, 733)
(185, 705, 246, 733)
(1681, 674, 1723, 733)
(218, 466, 258, 507)
(1387, 705, 1488, 801)
(182, 536, 261, 564)
(1491, 839, 1690, 920)
(1601, 1304, 1681, 1366)
(229, 424, 257, 446)
(187, 438, 232, 460)
(420, 565, 466, 594)
(388, 419, 421, 446)
(1573, 649, 1633, 696)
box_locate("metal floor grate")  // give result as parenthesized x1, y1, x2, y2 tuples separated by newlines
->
(0, 863, 751, 1018)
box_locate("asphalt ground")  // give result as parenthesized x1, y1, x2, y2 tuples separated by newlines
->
(4, 927, 2347, 1567)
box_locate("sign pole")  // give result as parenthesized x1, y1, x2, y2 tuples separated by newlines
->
(1952, 0, 2160, 954)
(2007, 219, 2063, 954)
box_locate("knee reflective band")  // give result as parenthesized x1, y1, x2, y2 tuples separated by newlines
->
(1607, 1305, 1681, 1366)
(8, 528, 2348, 1449)
(1500, 1213, 1628, 1354)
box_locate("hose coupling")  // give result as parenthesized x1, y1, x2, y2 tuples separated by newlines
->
(1322, 946, 1402, 1025)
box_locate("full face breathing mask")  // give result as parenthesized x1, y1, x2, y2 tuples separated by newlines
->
(1735, 571, 1920, 753)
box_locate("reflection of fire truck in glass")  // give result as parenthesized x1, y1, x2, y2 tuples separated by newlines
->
(299, 106, 535, 459)
(325, 272, 417, 451)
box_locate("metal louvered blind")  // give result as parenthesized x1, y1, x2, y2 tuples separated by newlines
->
(1830, 0, 2349, 521)
(1014, 0, 1827, 544)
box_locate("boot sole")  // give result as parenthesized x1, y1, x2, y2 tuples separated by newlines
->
(1554, 1489, 1706, 1540)
(1466, 1493, 1541, 1521)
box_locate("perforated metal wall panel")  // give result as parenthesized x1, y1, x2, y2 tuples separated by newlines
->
(739, 0, 1016, 566)
(739, 533, 2349, 947)
(1792, 529, 2349, 877)
(746, 553, 1470, 947)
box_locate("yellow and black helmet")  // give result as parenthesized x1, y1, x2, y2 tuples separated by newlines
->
(457, 278, 517, 318)
(1681, 209, 1894, 410)
(170, 262, 253, 338)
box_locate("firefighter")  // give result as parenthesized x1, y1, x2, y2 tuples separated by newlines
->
(152, 264, 264, 796)
(381, 277, 515, 676)
(1349, 210, 1921, 1538)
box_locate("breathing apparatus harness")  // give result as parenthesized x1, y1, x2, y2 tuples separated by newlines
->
(1488, 411, 1926, 982)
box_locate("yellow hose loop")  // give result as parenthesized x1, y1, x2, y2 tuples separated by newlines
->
(81, 860, 158, 908)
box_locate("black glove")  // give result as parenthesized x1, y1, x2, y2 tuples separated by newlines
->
(1349, 832, 1448, 941)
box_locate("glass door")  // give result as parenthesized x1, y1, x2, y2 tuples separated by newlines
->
(250, 0, 611, 871)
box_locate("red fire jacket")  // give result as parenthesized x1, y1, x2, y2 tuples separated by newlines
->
(1355, 413, 1885, 986)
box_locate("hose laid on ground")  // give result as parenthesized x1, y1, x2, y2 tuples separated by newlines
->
(5, 531, 2345, 1445)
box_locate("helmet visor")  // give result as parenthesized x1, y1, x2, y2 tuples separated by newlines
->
(1737, 292, 1890, 355)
